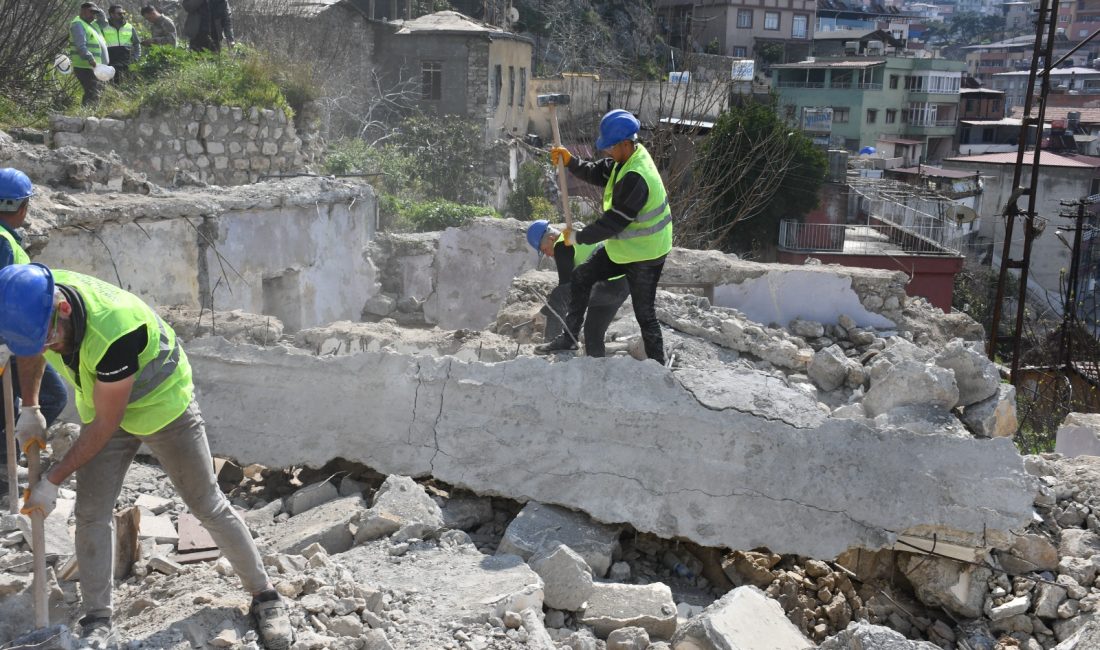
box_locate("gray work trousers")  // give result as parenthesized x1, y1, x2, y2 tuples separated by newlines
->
(74, 400, 268, 619)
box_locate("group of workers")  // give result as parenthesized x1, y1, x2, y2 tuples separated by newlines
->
(0, 108, 669, 649)
(69, 1, 233, 106)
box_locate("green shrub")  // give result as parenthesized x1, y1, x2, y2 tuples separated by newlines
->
(323, 139, 421, 197)
(506, 161, 548, 221)
(89, 45, 316, 118)
(389, 198, 499, 232)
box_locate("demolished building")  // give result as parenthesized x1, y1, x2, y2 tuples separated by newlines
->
(3, 126, 1100, 650)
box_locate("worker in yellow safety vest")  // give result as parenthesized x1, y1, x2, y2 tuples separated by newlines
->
(69, 2, 108, 105)
(101, 4, 141, 81)
(535, 109, 673, 364)
(0, 264, 294, 650)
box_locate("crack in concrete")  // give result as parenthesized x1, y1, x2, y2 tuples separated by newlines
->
(675, 373, 819, 429)
(408, 358, 423, 446)
(427, 358, 453, 474)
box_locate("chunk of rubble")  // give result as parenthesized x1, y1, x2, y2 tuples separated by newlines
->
(578, 582, 678, 639)
(873, 404, 972, 438)
(270, 495, 364, 555)
(866, 337, 933, 382)
(808, 345, 857, 392)
(932, 339, 1000, 406)
(670, 586, 813, 650)
(285, 479, 339, 516)
(960, 383, 1017, 438)
(997, 532, 1059, 574)
(438, 494, 494, 531)
(818, 621, 941, 649)
(1056, 412, 1100, 458)
(1055, 619, 1100, 648)
(528, 542, 595, 612)
(863, 360, 959, 417)
(607, 626, 651, 650)
(368, 475, 444, 541)
(789, 318, 826, 339)
(900, 554, 991, 619)
(498, 503, 622, 577)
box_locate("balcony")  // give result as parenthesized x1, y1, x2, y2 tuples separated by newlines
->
(857, 82, 883, 90)
(778, 221, 961, 257)
(777, 81, 826, 88)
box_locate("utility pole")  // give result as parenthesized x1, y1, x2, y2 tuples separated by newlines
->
(1057, 197, 1094, 369)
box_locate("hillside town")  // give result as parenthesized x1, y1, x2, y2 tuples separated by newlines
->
(3, 1, 1100, 650)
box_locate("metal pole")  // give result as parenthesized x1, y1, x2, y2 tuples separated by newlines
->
(1063, 202, 1087, 368)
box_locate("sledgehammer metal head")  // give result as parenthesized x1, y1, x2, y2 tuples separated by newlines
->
(536, 93, 570, 107)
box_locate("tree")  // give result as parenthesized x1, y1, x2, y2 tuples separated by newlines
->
(0, 0, 77, 122)
(391, 114, 503, 204)
(679, 97, 827, 255)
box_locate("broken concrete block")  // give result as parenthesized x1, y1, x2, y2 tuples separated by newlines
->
(528, 543, 595, 612)
(808, 345, 852, 392)
(989, 594, 1030, 620)
(338, 476, 366, 497)
(0, 574, 30, 598)
(1056, 412, 1100, 458)
(607, 626, 651, 650)
(1035, 582, 1069, 619)
(721, 551, 780, 588)
(818, 621, 940, 649)
(354, 511, 402, 544)
(933, 339, 1000, 406)
(134, 494, 172, 514)
(363, 293, 397, 318)
(901, 554, 990, 619)
(1061, 528, 1100, 559)
(191, 340, 1037, 559)
(147, 555, 183, 576)
(873, 405, 971, 438)
(867, 338, 934, 383)
(499, 503, 621, 577)
(439, 495, 494, 531)
(960, 383, 1017, 438)
(578, 582, 677, 640)
(370, 475, 444, 540)
(271, 495, 364, 555)
(999, 533, 1059, 574)
(789, 319, 825, 339)
(285, 480, 339, 516)
(1054, 619, 1100, 648)
(671, 585, 812, 650)
(362, 629, 395, 650)
(137, 513, 178, 546)
(864, 360, 959, 417)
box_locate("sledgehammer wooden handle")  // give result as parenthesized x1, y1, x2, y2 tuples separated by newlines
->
(4, 362, 16, 514)
(548, 105, 573, 233)
(26, 445, 49, 628)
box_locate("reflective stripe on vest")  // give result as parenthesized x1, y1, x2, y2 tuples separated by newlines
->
(102, 23, 134, 48)
(601, 144, 673, 264)
(0, 228, 30, 265)
(554, 233, 624, 281)
(45, 270, 193, 435)
(70, 16, 105, 68)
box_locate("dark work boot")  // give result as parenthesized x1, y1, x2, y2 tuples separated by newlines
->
(251, 590, 294, 649)
(534, 334, 579, 355)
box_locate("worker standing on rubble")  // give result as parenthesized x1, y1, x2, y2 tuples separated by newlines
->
(0, 263, 293, 650)
(535, 109, 673, 364)
(0, 170, 68, 497)
(526, 220, 629, 357)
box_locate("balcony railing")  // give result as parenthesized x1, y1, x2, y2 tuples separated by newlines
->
(778, 221, 961, 256)
(777, 81, 826, 88)
(857, 82, 883, 90)
(935, 119, 957, 127)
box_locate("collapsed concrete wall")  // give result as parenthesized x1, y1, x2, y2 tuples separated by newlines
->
(31, 177, 378, 332)
(366, 218, 958, 335)
(49, 104, 312, 187)
(187, 337, 1036, 560)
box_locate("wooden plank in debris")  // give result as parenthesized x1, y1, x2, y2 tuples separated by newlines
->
(177, 512, 217, 553)
(171, 548, 222, 564)
(114, 507, 141, 580)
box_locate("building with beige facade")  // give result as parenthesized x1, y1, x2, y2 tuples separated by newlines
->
(657, 0, 816, 62)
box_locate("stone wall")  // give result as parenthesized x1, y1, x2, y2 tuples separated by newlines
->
(48, 104, 308, 186)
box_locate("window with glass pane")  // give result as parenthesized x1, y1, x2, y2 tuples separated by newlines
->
(764, 11, 779, 30)
(792, 15, 807, 38)
(737, 9, 752, 28)
(422, 61, 442, 100)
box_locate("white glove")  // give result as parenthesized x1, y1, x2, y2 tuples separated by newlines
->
(21, 478, 59, 518)
(0, 344, 10, 369)
(14, 405, 47, 454)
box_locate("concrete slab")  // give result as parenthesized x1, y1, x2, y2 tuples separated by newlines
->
(819, 621, 941, 649)
(137, 514, 178, 546)
(370, 475, 444, 541)
(671, 586, 813, 650)
(498, 503, 621, 577)
(285, 480, 339, 516)
(528, 543, 595, 612)
(578, 582, 678, 640)
(190, 340, 1037, 559)
(269, 496, 364, 555)
(1056, 412, 1100, 458)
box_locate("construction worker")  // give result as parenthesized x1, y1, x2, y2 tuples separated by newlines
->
(2, 264, 293, 650)
(0, 170, 67, 497)
(70, 2, 109, 105)
(525, 219, 628, 357)
(535, 109, 673, 364)
(101, 5, 141, 82)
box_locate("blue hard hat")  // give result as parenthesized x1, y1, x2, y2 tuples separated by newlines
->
(526, 219, 550, 252)
(596, 109, 640, 150)
(0, 263, 55, 356)
(0, 168, 33, 212)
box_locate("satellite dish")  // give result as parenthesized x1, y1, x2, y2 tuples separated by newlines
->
(507, 6, 519, 25)
(948, 204, 978, 224)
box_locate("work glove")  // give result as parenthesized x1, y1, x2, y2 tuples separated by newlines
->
(14, 405, 48, 454)
(0, 344, 10, 370)
(550, 146, 572, 167)
(21, 478, 59, 518)
(562, 227, 575, 247)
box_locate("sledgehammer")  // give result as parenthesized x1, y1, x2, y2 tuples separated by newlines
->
(537, 93, 573, 236)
